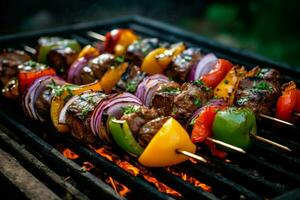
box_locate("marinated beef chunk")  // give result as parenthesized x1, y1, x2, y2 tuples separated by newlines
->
(126, 38, 161, 65)
(35, 89, 54, 120)
(257, 68, 280, 82)
(79, 53, 115, 84)
(47, 47, 78, 74)
(166, 48, 202, 82)
(235, 77, 281, 115)
(121, 106, 159, 137)
(0, 50, 31, 85)
(151, 81, 181, 116)
(66, 92, 106, 144)
(172, 82, 213, 120)
(138, 117, 169, 148)
(116, 65, 146, 92)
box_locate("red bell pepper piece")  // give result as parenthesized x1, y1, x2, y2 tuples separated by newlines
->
(276, 89, 298, 121)
(104, 29, 122, 53)
(201, 59, 233, 88)
(18, 67, 56, 94)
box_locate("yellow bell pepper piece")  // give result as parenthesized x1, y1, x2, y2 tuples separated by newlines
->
(114, 30, 138, 56)
(138, 117, 196, 167)
(50, 81, 102, 133)
(78, 45, 100, 59)
(100, 63, 128, 93)
(214, 66, 246, 105)
(141, 43, 186, 75)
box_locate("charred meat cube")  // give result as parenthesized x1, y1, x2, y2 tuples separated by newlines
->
(126, 38, 164, 65)
(172, 82, 213, 120)
(166, 48, 202, 82)
(47, 47, 78, 74)
(235, 77, 281, 115)
(116, 65, 146, 93)
(138, 117, 169, 148)
(0, 50, 31, 85)
(66, 92, 106, 144)
(35, 89, 55, 120)
(120, 106, 159, 138)
(80, 53, 115, 84)
(151, 81, 181, 116)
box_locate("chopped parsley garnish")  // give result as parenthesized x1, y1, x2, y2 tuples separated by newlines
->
(184, 55, 192, 61)
(193, 98, 201, 107)
(46, 81, 76, 97)
(125, 81, 138, 93)
(256, 82, 272, 91)
(114, 56, 125, 65)
(224, 79, 229, 84)
(190, 117, 196, 126)
(122, 105, 140, 115)
(160, 87, 181, 94)
(80, 107, 91, 119)
(194, 79, 204, 86)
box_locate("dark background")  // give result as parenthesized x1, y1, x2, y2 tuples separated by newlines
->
(1, 0, 300, 68)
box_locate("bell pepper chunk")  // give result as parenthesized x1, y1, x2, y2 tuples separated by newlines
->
(212, 107, 257, 150)
(138, 117, 196, 167)
(78, 45, 100, 59)
(108, 118, 144, 156)
(214, 66, 246, 105)
(50, 81, 102, 133)
(100, 63, 128, 93)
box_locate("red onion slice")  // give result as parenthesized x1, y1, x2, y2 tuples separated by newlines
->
(188, 53, 218, 81)
(23, 75, 65, 122)
(58, 95, 80, 124)
(67, 57, 88, 84)
(90, 92, 142, 143)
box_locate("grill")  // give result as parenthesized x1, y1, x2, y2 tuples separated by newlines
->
(0, 15, 300, 200)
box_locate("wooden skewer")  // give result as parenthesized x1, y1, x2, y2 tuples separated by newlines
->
(206, 137, 246, 154)
(250, 134, 292, 152)
(176, 149, 207, 163)
(293, 112, 300, 117)
(86, 31, 106, 41)
(24, 46, 37, 55)
(259, 113, 295, 127)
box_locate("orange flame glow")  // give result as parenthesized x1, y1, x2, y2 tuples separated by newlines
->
(62, 148, 79, 160)
(106, 176, 131, 197)
(143, 174, 182, 197)
(167, 169, 212, 192)
(94, 147, 181, 197)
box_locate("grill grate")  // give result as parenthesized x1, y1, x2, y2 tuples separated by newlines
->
(0, 16, 299, 200)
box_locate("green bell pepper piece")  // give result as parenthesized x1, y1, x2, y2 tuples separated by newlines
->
(108, 118, 144, 156)
(212, 107, 257, 150)
(37, 37, 81, 64)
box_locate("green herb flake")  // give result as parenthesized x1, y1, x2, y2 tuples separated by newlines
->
(224, 79, 229, 84)
(114, 56, 125, 65)
(125, 81, 138, 93)
(160, 87, 181, 94)
(193, 98, 201, 107)
(194, 79, 204, 86)
(122, 105, 140, 115)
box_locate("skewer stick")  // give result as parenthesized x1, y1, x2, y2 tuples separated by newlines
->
(24, 46, 37, 55)
(250, 134, 292, 152)
(87, 31, 106, 41)
(293, 112, 300, 117)
(176, 149, 207, 163)
(259, 113, 295, 127)
(206, 137, 246, 154)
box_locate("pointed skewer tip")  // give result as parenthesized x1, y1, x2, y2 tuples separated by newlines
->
(250, 134, 292, 152)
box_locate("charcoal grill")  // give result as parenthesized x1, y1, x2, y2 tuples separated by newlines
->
(0, 15, 299, 200)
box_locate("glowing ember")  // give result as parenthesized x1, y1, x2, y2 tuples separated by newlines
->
(62, 148, 79, 160)
(167, 169, 212, 192)
(94, 147, 113, 161)
(106, 176, 131, 197)
(81, 161, 95, 172)
(143, 174, 182, 197)
(117, 161, 139, 176)
(93, 147, 181, 197)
